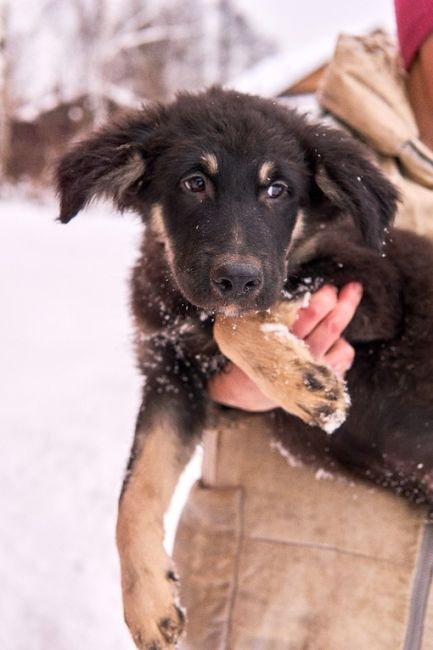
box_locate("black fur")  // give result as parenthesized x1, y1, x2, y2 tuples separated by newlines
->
(57, 87, 433, 505)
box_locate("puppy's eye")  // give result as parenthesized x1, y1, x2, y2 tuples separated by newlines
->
(182, 175, 207, 193)
(267, 181, 289, 198)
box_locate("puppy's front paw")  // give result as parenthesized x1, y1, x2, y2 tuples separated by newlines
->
(293, 360, 350, 433)
(121, 550, 185, 649)
(214, 305, 349, 433)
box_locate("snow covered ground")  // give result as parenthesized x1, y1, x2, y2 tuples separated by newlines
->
(0, 197, 201, 650)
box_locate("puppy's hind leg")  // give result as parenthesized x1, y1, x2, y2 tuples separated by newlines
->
(116, 347, 206, 649)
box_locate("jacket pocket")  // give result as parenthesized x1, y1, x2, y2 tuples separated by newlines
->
(174, 481, 243, 650)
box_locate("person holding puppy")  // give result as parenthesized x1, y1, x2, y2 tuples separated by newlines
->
(174, 2, 433, 648)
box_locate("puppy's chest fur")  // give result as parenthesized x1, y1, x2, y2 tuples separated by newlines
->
(132, 218, 433, 507)
(132, 221, 395, 375)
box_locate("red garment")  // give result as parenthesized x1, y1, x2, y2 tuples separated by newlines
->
(395, 0, 433, 68)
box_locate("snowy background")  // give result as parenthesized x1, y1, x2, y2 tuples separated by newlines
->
(1, 1, 395, 649)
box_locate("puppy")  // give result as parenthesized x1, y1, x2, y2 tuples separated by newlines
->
(57, 87, 433, 649)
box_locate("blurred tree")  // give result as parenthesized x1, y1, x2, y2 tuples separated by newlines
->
(4, 0, 275, 183)
(9, 0, 274, 119)
(0, 0, 9, 181)
(160, 0, 275, 97)
(9, 0, 182, 123)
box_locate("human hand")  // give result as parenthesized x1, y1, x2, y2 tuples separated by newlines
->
(208, 282, 363, 412)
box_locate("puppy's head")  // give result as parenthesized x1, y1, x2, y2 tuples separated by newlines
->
(57, 88, 397, 315)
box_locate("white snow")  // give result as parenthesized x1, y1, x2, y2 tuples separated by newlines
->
(0, 196, 200, 650)
(301, 291, 312, 308)
(228, 0, 395, 95)
(231, 0, 395, 52)
(270, 438, 303, 468)
(260, 321, 291, 337)
(318, 408, 347, 434)
(315, 467, 334, 481)
(228, 34, 338, 96)
(259, 322, 302, 346)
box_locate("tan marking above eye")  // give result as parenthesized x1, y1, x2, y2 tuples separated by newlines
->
(258, 161, 276, 186)
(200, 152, 218, 176)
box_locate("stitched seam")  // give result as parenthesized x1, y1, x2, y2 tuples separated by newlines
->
(402, 520, 433, 650)
(224, 487, 244, 650)
(405, 140, 433, 168)
(247, 534, 408, 567)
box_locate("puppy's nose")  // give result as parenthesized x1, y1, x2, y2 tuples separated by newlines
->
(212, 261, 263, 298)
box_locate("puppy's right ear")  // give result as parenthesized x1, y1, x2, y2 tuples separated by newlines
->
(56, 105, 164, 223)
(299, 121, 398, 248)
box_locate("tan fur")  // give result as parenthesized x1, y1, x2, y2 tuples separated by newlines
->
(98, 151, 146, 200)
(289, 230, 322, 267)
(287, 210, 307, 255)
(117, 421, 192, 648)
(258, 161, 275, 185)
(315, 164, 344, 206)
(214, 301, 349, 432)
(200, 152, 219, 176)
(149, 203, 176, 266)
(149, 203, 167, 242)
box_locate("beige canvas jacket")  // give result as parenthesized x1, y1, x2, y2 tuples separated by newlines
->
(318, 32, 433, 237)
(174, 33, 433, 650)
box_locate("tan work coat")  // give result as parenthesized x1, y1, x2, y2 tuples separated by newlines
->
(174, 32, 433, 650)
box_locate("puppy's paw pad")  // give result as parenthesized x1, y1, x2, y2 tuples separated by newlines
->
(132, 631, 162, 650)
(159, 606, 186, 643)
(303, 370, 326, 392)
(296, 362, 349, 433)
(124, 565, 185, 649)
(165, 569, 180, 584)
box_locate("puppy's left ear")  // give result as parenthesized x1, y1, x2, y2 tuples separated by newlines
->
(56, 105, 165, 223)
(301, 122, 398, 247)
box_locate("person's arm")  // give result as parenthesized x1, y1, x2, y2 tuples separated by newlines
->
(407, 30, 433, 151)
(208, 282, 362, 412)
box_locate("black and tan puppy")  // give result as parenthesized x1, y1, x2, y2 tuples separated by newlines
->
(57, 88, 433, 649)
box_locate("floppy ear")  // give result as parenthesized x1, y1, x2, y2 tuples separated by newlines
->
(301, 122, 399, 248)
(56, 105, 164, 223)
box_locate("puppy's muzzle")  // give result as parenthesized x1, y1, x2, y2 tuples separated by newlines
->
(211, 259, 263, 300)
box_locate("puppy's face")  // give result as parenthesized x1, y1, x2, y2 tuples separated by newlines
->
(57, 88, 397, 315)
(148, 124, 307, 314)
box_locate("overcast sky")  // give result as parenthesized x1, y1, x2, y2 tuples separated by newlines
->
(232, 0, 396, 51)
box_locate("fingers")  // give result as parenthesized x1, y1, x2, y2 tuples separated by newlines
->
(290, 282, 362, 376)
(208, 363, 278, 412)
(209, 282, 363, 412)
(303, 282, 363, 358)
(291, 285, 338, 340)
(323, 337, 355, 378)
